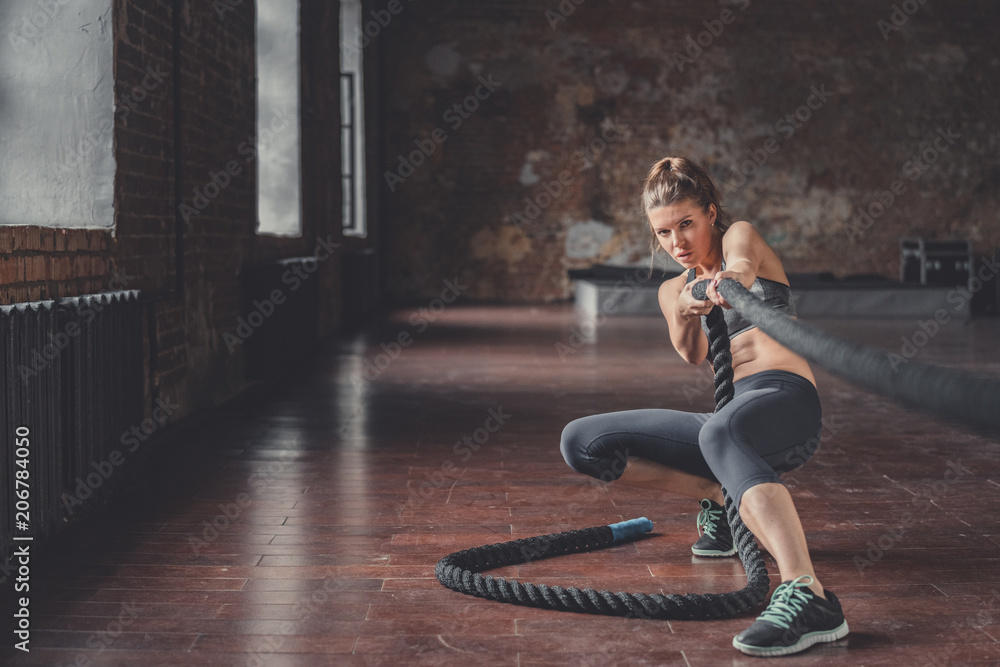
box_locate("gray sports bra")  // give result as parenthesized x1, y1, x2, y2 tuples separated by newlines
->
(685, 262, 797, 339)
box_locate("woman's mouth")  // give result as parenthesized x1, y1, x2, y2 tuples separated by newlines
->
(676, 251, 692, 262)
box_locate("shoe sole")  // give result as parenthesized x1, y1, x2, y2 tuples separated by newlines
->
(691, 546, 736, 557)
(732, 620, 849, 656)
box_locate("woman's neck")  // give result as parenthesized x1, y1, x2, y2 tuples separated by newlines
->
(694, 243, 725, 277)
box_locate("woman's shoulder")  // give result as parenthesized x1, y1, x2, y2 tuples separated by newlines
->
(725, 220, 789, 284)
(658, 272, 689, 299)
(725, 219, 761, 238)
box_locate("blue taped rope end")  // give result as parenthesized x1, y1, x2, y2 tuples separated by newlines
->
(608, 517, 654, 543)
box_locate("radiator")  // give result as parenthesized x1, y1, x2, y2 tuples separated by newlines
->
(1, 290, 143, 562)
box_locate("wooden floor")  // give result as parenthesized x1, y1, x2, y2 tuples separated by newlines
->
(3, 305, 1000, 665)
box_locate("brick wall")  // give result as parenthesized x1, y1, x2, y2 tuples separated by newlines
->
(0, 228, 111, 304)
(1, 0, 345, 424)
(379, 0, 1000, 302)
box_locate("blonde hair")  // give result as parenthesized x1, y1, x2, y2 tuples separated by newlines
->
(641, 156, 732, 233)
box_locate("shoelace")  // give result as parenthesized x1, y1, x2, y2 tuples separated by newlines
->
(756, 575, 815, 629)
(696, 499, 722, 539)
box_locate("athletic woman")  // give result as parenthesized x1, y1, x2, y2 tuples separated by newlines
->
(560, 156, 849, 656)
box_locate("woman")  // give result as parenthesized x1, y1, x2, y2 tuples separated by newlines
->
(560, 156, 848, 657)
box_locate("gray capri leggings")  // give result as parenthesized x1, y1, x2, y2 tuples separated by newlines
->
(560, 370, 822, 510)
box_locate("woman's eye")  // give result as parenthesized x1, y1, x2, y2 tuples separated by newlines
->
(679, 220, 691, 228)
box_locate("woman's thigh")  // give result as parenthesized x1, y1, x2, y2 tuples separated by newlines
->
(697, 373, 822, 507)
(708, 374, 822, 472)
(560, 408, 716, 482)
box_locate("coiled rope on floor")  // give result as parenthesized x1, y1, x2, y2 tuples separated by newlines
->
(436, 290, 771, 620)
(437, 276, 1000, 618)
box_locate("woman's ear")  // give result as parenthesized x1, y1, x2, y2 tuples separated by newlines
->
(707, 203, 717, 225)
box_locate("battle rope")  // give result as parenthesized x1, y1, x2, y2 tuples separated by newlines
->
(435, 506, 768, 619)
(437, 274, 1000, 618)
(436, 293, 772, 620)
(705, 278, 1000, 436)
(702, 293, 735, 410)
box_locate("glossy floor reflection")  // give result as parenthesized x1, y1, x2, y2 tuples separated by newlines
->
(3, 305, 1000, 665)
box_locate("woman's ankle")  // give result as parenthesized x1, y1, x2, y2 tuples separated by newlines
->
(809, 581, 826, 600)
(799, 575, 825, 600)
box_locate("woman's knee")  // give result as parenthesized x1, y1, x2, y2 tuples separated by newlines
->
(698, 419, 779, 507)
(559, 417, 627, 481)
(731, 476, 783, 513)
(696, 418, 731, 466)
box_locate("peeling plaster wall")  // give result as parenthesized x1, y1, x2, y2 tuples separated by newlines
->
(0, 0, 115, 229)
(380, 0, 1000, 302)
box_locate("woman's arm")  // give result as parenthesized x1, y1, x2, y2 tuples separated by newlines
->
(659, 275, 711, 365)
(705, 220, 776, 308)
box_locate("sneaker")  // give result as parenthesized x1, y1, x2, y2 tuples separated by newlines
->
(691, 498, 736, 557)
(732, 575, 849, 657)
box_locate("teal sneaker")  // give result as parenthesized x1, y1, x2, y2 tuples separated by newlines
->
(691, 498, 736, 557)
(733, 575, 849, 656)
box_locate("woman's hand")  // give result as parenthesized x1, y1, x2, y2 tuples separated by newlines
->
(677, 279, 716, 319)
(706, 269, 753, 309)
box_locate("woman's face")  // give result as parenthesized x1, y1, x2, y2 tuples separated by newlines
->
(648, 200, 718, 270)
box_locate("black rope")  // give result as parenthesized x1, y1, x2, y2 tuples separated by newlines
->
(435, 289, 771, 620)
(703, 303, 735, 410)
(708, 278, 1000, 436)
(436, 506, 768, 620)
(436, 274, 1000, 620)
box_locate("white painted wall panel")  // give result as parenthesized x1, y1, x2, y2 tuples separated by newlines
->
(0, 0, 115, 230)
